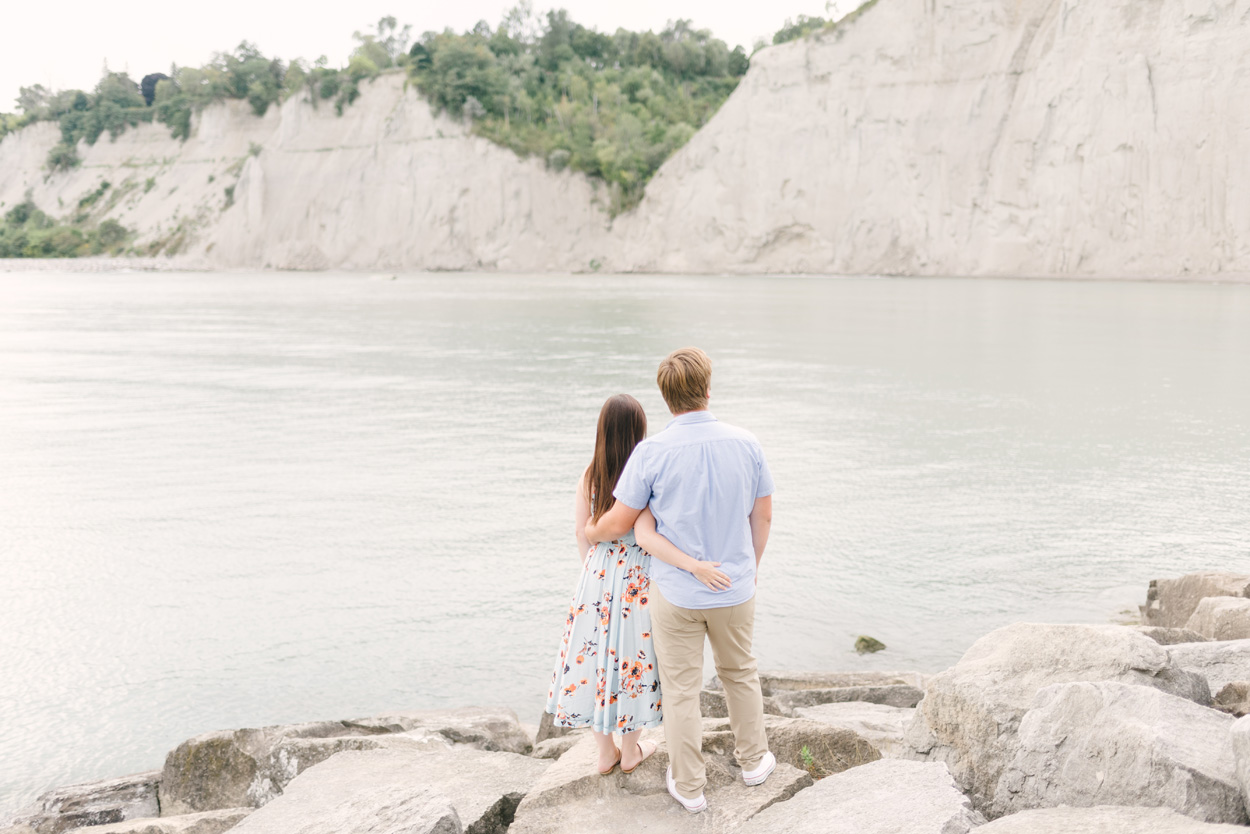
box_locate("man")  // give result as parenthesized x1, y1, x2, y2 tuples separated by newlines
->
(585, 347, 775, 813)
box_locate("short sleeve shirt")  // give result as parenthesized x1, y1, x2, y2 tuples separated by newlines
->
(614, 411, 774, 609)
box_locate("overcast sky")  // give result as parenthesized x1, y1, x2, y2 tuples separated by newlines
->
(0, 0, 839, 112)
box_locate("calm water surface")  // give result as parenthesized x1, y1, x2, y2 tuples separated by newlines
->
(1, 272, 1248, 815)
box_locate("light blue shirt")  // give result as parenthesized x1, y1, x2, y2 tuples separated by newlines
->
(614, 411, 774, 609)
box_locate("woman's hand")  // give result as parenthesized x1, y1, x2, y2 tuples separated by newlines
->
(689, 561, 732, 592)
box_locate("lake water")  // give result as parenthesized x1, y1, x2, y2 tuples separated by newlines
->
(2, 271, 1248, 816)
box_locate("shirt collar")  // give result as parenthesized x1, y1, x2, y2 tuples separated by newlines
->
(667, 410, 717, 429)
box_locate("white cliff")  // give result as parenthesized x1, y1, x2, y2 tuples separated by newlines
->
(611, 0, 1250, 277)
(1, 0, 1247, 277)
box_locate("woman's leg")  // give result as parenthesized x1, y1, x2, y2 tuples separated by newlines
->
(593, 729, 619, 772)
(619, 728, 644, 770)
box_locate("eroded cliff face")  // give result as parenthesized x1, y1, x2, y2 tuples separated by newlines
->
(610, 0, 1250, 277)
(0, 73, 614, 271)
(1, 0, 1246, 277)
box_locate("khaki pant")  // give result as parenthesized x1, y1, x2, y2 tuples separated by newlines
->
(649, 585, 769, 798)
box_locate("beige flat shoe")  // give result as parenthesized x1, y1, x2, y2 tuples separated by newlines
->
(622, 739, 658, 774)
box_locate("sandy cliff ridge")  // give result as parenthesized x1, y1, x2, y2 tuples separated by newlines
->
(1, 0, 1246, 277)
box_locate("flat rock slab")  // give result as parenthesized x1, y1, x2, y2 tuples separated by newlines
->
(710, 671, 927, 695)
(1169, 640, 1250, 693)
(9, 771, 161, 834)
(1187, 597, 1250, 640)
(512, 730, 808, 834)
(354, 707, 533, 755)
(996, 681, 1245, 823)
(739, 759, 984, 834)
(510, 773, 809, 834)
(511, 725, 813, 834)
(770, 684, 923, 711)
(531, 735, 582, 760)
(65, 809, 251, 834)
(794, 703, 915, 758)
(1132, 626, 1210, 645)
(903, 623, 1211, 813)
(229, 747, 547, 834)
(1143, 573, 1250, 629)
(979, 806, 1250, 833)
(160, 706, 528, 814)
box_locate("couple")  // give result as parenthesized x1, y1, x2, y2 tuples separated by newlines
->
(545, 347, 776, 813)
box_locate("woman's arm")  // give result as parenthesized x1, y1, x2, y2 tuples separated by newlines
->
(634, 508, 731, 592)
(574, 472, 592, 563)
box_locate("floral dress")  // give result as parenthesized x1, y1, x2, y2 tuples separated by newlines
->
(545, 531, 663, 734)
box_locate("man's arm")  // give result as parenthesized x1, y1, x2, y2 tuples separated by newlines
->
(749, 495, 772, 569)
(585, 500, 644, 545)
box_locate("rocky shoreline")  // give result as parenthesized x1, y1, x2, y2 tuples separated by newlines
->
(8, 571, 1250, 834)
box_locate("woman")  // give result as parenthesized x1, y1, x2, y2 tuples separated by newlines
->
(545, 394, 732, 775)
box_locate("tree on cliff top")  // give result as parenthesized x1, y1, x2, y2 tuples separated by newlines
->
(6, 8, 749, 212)
(410, 6, 749, 213)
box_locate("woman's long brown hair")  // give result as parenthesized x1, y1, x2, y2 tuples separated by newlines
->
(586, 394, 648, 522)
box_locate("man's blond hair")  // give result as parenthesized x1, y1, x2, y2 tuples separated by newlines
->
(657, 347, 712, 414)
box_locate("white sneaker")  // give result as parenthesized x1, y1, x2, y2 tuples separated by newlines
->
(743, 751, 776, 786)
(666, 766, 707, 813)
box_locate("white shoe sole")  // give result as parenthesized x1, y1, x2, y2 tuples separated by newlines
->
(743, 754, 776, 787)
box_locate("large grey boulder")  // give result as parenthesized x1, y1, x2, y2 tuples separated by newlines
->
(904, 623, 1211, 813)
(979, 806, 1248, 833)
(995, 681, 1245, 823)
(160, 707, 528, 814)
(510, 725, 812, 834)
(64, 809, 250, 834)
(229, 747, 547, 834)
(1229, 715, 1250, 819)
(533, 712, 571, 746)
(703, 715, 880, 778)
(1143, 573, 1250, 628)
(1187, 597, 1250, 641)
(8, 771, 161, 834)
(794, 702, 915, 758)
(1169, 639, 1250, 693)
(1214, 682, 1250, 717)
(738, 759, 984, 834)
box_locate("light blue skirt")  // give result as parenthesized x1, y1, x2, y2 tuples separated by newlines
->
(545, 532, 664, 734)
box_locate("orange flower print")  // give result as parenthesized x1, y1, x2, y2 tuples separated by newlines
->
(544, 534, 662, 735)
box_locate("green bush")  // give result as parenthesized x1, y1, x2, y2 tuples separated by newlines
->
(46, 142, 80, 171)
(0, 196, 131, 258)
(411, 10, 749, 212)
(772, 15, 831, 45)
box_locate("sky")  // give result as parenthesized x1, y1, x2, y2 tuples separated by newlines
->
(0, 0, 841, 112)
